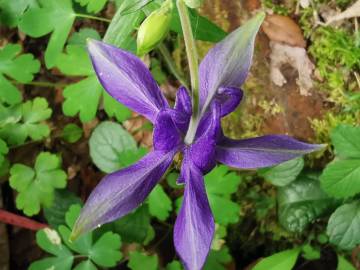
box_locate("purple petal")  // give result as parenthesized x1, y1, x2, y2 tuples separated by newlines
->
(216, 135, 324, 169)
(199, 13, 264, 113)
(174, 86, 192, 117)
(72, 150, 176, 237)
(174, 152, 214, 270)
(87, 40, 169, 122)
(217, 87, 243, 117)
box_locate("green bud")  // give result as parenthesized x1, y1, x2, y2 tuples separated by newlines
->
(184, 0, 203, 8)
(137, 0, 173, 56)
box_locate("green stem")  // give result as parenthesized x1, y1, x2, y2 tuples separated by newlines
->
(157, 43, 189, 89)
(76, 13, 111, 23)
(12, 80, 67, 88)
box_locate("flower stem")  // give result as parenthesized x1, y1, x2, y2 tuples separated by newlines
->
(0, 209, 48, 231)
(76, 13, 111, 23)
(157, 43, 189, 89)
(176, 0, 199, 113)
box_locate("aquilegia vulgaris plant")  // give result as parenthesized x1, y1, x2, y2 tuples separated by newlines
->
(71, 12, 323, 270)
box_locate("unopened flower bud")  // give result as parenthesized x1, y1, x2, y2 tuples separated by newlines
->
(184, 0, 203, 8)
(137, 0, 173, 56)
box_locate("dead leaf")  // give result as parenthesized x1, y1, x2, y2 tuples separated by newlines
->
(123, 113, 153, 148)
(269, 41, 314, 96)
(262, 14, 306, 48)
(326, 0, 360, 25)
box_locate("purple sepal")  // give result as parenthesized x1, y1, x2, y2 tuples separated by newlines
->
(87, 40, 169, 123)
(72, 150, 176, 237)
(174, 86, 192, 117)
(217, 87, 243, 117)
(216, 135, 324, 169)
(174, 151, 214, 270)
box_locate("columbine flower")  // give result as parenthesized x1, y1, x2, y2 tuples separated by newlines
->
(72, 13, 322, 270)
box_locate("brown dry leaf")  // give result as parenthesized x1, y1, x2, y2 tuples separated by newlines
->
(123, 112, 153, 149)
(269, 41, 314, 96)
(262, 14, 306, 48)
(326, 0, 360, 25)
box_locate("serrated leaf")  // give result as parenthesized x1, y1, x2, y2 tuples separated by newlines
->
(62, 123, 83, 143)
(331, 125, 360, 159)
(9, 152, 67, 216)
(128, 251, 158, 270)
(0, 43, 40, 104)
(56, 45, 130, 123)
(89, 121, 146, 173)
(19, 0, 76, 68)
(68, 28, 101, 48)
(148, 184, 172, 221)
(76, 0, 108, 13)
(203, 246, 232, 270)
(205, 165, 242, 225)
(320, 160, 360, 198)
(113, 205, 152, 243)
(252, 248, 300, 270)
(327, 202, 360, 250)
(278, 173, 335, 233)
(259, 158, 304, 187)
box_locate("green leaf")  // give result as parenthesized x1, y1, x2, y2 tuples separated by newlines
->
(56, 45, 130, 123)
(148, 184, 172, 221)
(259, 158, 304, 187)
(166, 171, 181, 189)
(278, 173, 335, 233)
(68, 28, 101, 48)
(320, 160, 360, 198)
(203, 246, 232, 270)
(327, 201, 360, 250)
(331, 125, 360, 159)
(113, 205, 152, 243)
(9, 152, 67, 216)
(29, 228, 74, 270)
(120, 0, 153, 15)
(128, 251, 158, 270)
(62, 123, 83, 143)
(337, 255, 356, 270)
(76, 0, 108, 13)
(44, 190, 82, 229)
(19, 0, 76, 68)
(89, 121, 146, 173)
(0, 43, 40, 104)
(252, 248, 300, 270)
(166, 260, 183, 270)
(0, 0, 38, 27)
(73, 260, 97, 270)
(205, 165, 242, 225)
(0, 138, 8, 165)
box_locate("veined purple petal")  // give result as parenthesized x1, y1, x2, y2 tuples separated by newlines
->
(199, 13, 265, 114)
(87, 40, 169, 122)
(174, 152, 214, 270)
(174, 87, 192, 117)
(216, 135, 324, 169)
(71, 150, 176, 238)
(217, 87, 243, 117)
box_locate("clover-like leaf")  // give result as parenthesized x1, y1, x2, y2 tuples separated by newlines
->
(203, 246, 232, 270)
(76, 0, 108, 13)
(89, 121, 147, 173)
(259, 158, 304, 187)
(68, 28, 101, 48)
(128, 251, 158, 270)
(62, 124, 83, 143)
(9, 152, 67, 216)
(166, 260, 183, 270)
(19, 0, 76, 68)
(0, 97, 52, 145)
(0, 0, 38, 27)
(327, 201, 360, 250)
(0, 43, 40, 105)
(278, 173, 336, 233)
(56, 45, 131, 123)
(252, 248, 300, 270)
(148, 184, 172, 221)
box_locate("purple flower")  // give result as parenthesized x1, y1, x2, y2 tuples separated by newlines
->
(72, 14, 322, 270)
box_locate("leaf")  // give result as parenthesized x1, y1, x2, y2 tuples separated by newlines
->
(203, 246, 232, 270)
(9, 152, 67, 216)
(29, 229, 74, 270)
(259, 158, 304, 187)
(252, 248, 300, 270)
(205, 165, 242, 225)
(19, 0, 76, 68)
(327, 201, 360, 250)
(56, 45, 131, 123)
(89, 121, 146, 173)
(89, 232, 122, 267)
(0, 138, 8, 165)
(278, 173, 335, 233)
(148, 185, 172, 221)
(43, 190, 82, 229)
(68, 28, 101, 48)
(128, 251, 158, 270)
(73, 260, 97, 270)
(76, 0, 108, 13)
(330, 125, 360, 159)
(320, 159, 360, 198)
(166, 172, 181, 189)
(62, 124, 83, 143)
(0, 43, 40, 105)
(120, 0, 153, 15)
(0, 0, 38, 27)
(166, 260, 183, 270)
(113, 205, 152, 243)
(337, 255, 356, 270)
